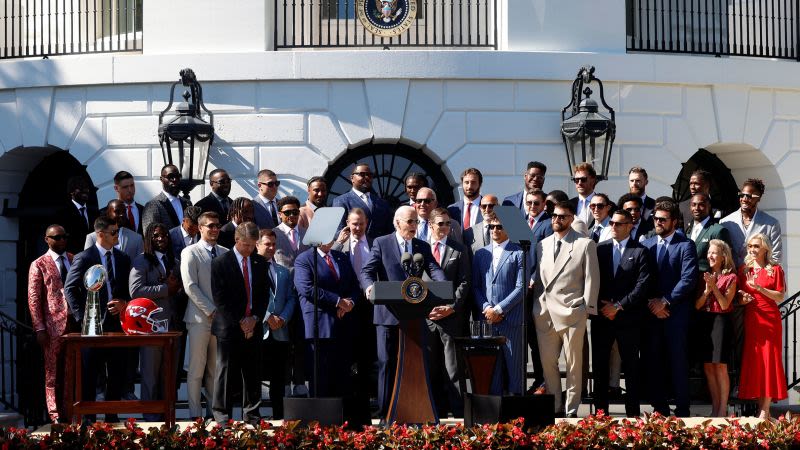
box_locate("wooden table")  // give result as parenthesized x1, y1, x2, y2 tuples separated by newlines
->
(454, 336, 507, 395)
(63, 332, 182, 426)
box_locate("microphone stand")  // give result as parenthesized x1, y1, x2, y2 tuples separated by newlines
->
(518, 238, 531, 396)
(311, 244, 320, 397)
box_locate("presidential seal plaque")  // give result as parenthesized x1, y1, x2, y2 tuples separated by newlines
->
(358, 0, 417, 37)
(401, 276, 428, 304)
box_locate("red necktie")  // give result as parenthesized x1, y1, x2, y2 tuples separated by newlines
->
(433, 242, 442, 264)
(325, 254, 339, 282)
(463, 203, 472, 230)
(242, 256, 251, 316)
(127, 204, 136, 230)
(528, 216, 535, 229)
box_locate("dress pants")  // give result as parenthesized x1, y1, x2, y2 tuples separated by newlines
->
(42, 335, 65, 422)
(536, 318, 587, 415)
(186, 321, 217, 418)
(427, 318, 465, 417)
(645, 307, 690, 417)
(591, 317, 641, 417)
(491, 319, 525, 395)
(140, 338, 181, 421)
(307, 338, 352, 398)
(262, 334, 289, 419)
(81, 346, 124, 422)
(213, 336, 262, 423)
(376, 324, 399, 417)
(524, 290, 545, 388)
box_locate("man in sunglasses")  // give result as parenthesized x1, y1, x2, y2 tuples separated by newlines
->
(59, 175, 98, 255)
(414, 188, 462, 244)
(84, 199, 144, 264)
(253, 169, 282, 230)
(142, 164, 192, 232)
(720, 178, 782, 267)
(195, 169, 233, 221)
(588, 194, 613, 243)
(569, 163, 600, 226)
(273, 196, 308, 268)
(28, 224, 73, 423)
(333, 163, 392, 240)
(464, 194, 499, 255)
(617, 193, 654, 243)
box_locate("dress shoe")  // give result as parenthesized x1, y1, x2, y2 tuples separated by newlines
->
(565, 412, 578, 419)
(293, 384, 309, 397)
(122, 392, 139, 401)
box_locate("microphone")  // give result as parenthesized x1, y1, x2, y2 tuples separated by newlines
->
(401, 252, 413, 277)
(412, 253, 424, 277)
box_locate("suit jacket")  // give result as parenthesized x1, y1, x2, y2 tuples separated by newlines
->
(294, 248, 361, 339)
(195, 193, 230, 221)
(419, 217, 463, 245)
(533, 229, 600, 332)
(264, 261, 297, 342)
(273, 225, 309, 268)
(472, 241, 524, 326)
(465, 221, 491, 256)
(595, 239, 650, 325)
(641, 232, 698, 307)
(181, 242, 229, 324)
(129, 253, 180, 328)
(59, 202, 99, 255)
(720, 209, 782, 267)
(298, 201, 316, 230)
(630, 218, 654, 243)
(84, 227, 143, 264)
(252, 195, 280, 230)
(425, 239, 471, 331)
(210, 251, 269, 340)
(502, 191, 526, 212)
(447, 197, 483, 227)
(686, 218, 731, 272)
(169, 225, 196, 261)
(28, 252, 73, 337)
(217, 221, 237, 250)
(362, 234, 446, 325)
(64, 245, 131, 330)
(130, 202, 145, 234)
(680, 198, 723, 230)
(642, 195, 656, 221)
(527, 212, 555, 278)
(332, 190, 392, 240)
(332, 235, 374, 290)
(142, 192, 191, 232)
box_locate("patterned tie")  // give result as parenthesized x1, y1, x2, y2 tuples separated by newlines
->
(127, 204, 136, 231)
(210, 246, 217, 259)
(58, 255, 67, 284)
(463, 203, 472, 230)
(242, 256, 251, 316)
(592, 225, 602, 243)
(324, 254, 339, 282)
(105, 251, 115, 284)
(433, 242, 442, 265)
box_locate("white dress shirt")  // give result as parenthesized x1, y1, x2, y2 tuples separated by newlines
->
(462, 197, 481, 227)
(690, 216, 711, 241)
(491, 238, 509, 314)
(575, 192, 595, 224)
(47, 248, 71, 273)
(162, 190, 184, 223)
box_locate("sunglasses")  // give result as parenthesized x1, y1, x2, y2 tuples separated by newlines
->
(487, 224, 504, 230)
(211, 178, 232, 185)
(352, 171, 373, 178)
(479, 204, 495, 209)
(589, 203, 607, 209)
(415, 198, 434, 204)
(202, 223, 222, 229)
(46, 234, 68, 241)
(258, 181, 281, 188)
(653, 216, 670, 223)
(551, 214, 573, 221)
(608, 220, 631, 227)
(402, 219, 420, 225)
(433, 221, 451, 227)
(738, 192, 761, 200)
(102, 228, 120, 236)
(572, 176, 589, 184)
(280, 209, 300, 216)
(525, 200, 542, 206)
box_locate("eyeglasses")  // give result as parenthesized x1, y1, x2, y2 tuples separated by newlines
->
(46, 234, 68, 241)
(211, 178, 232, 185)
(202, 223, 222, 229)
(487, 224, 504, 230)
(608, 220, 631, 227)
(653, 216, 670, 223)
(402, 219, 420, 225)
(433, 221, 451, 227)
(352, 171, 373, 178)
(102, 228, 120, 236)
(525, 200, 542, 206)
(479, 204, 495, 209)
(738, 192, 761, 200)
(162, 173, 181, 181)
(258, 181, 280, 188)
(280, 209, 300, 216)
(624, 207, 641, 213)
(415, 198, 434, 204)
(589, 203, 607, 209)
(572, 176, 589, 184)
(551, 214, 573, 221)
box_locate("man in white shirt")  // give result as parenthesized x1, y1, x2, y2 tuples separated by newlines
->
(273, 196, 308, 268)
(253, 169, 282, 230)
(588, 194, 613, 243)
(113, 171, 144, 234)
(569, 163, 599, 226)
(448, 168, 483, 230)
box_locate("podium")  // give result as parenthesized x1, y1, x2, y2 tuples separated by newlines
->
(370, 280, 453, 424)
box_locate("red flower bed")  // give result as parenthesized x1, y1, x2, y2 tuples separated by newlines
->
(2, 411, 800, 449)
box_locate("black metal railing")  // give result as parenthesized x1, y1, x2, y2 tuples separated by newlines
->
(0, 0, 142, 60)
(274, 0, 497, 48)
(627, 0, 800, 60)
(780, 290, 800, 389)
(0, 310, 46, 427)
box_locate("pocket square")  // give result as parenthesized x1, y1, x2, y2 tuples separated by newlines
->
(448, 257, 457, 261)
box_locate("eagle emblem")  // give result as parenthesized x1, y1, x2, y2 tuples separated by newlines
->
(358, 0, 416, 37)
(375, 0, 402, 22)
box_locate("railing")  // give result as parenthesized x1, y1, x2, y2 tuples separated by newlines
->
(0, 0, 142, 60)
(0, 310, 46, 427)
(626, 0, 799, 60)
(274, 0, 497, 49)
(780, 290, 800, 389)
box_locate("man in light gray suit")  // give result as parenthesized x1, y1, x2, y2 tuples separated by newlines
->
(533, 200, 600, 418)
(85, 199, 144, 263)
(720, 177, 782, 267)
(273, 196, 308, 268)
(256, 228, 297, 419)
(180, 211, 229, 419)
(464, 194, 498, 255)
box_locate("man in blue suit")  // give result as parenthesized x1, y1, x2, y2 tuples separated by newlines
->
(503, 161, 546, 213)
(256, 229, 297, 419)
(362, 205, 446, 417)
(332, 163, 392, 240)
(473, 212, 525, 395)
(294, 237, 360, 398)
(641, 200, 698, 417)
(169, 206, 201, 261)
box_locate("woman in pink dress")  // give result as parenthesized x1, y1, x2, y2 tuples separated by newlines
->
(694, 239, 737, 417)
(737, 233, 787, 419)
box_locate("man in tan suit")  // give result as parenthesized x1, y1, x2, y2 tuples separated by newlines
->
(533, 200, 599, 418)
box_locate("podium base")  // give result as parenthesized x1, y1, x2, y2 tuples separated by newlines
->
(464, 394, 555, 431)
(284, 398, 344, 426)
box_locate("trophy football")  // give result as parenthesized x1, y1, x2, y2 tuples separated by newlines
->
(81, 264, 107, 336)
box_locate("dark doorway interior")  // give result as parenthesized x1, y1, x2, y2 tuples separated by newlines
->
(324, 143, 455, 211)
(671, 148, 739, 217)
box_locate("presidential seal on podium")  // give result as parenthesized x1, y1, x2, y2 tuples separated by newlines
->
(357, 0, 417, 37)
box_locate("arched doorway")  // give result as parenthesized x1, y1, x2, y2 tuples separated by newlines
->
(671, 148, 739, 217)
(324, 143, 456, 210)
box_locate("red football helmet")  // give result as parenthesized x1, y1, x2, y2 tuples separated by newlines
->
(121, 298, 169, 335)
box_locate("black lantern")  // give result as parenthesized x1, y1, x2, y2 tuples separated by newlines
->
(158, 68, 215, 199)
(560, 65, 616, 181)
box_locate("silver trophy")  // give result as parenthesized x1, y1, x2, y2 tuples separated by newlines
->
(81, 264, 107, 336)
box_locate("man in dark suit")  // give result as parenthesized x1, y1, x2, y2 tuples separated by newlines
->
(64, 216, 131, 422)
(113, 171, 144, 234)
(425, 208, 470, 417)
(217, 198, 255, 250)
(618, 193, 654, 242)
(333, 162, 392, 240)
(210, 222, 269, 425)
(170, 206, 202, 261)
(569, 162, 599, 226)
(362, 205, 446, 418)
(448, 168, 483, 230)
(253, 169, 281, 230)
(294, 238, 360, 398)
(464, 194, 498, 255)
(142, 164, 192, 232)
(628, 166, 656, 222)
(641, 200, 699, 417)
(503, 161, 546, 212)
(59, 175, 99, 255)
(194, 169, 233, 221)
(592, 209, 651, 417)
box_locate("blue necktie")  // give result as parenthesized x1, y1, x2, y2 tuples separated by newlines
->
(657, 240, 667, 267)
(613, 243, 621, 275)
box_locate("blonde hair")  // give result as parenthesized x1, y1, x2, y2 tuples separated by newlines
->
(744, 233, 779, 269)
(708, 239, 734, 274)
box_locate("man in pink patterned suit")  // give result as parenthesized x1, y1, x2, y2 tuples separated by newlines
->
(27, 224, 73, 423)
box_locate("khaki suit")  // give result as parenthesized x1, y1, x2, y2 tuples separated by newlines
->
(533, 228, 599, 415)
